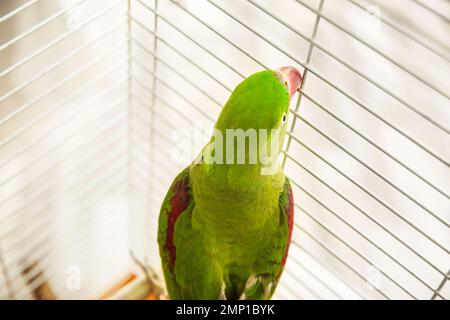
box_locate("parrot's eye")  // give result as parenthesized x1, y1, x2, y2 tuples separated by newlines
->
(284, 80, 288, 87)
(282, 113, 287, 123)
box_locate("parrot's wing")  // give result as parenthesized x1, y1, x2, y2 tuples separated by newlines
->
(279, 177, 294, 271)
(158, 167, 224, 299)
(158, 167, 193, 298)
(241, 177, 294, 299)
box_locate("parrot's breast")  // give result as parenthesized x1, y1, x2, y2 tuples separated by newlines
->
(189, 164, 285, 266)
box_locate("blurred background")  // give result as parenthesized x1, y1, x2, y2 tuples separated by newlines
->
(0, 0, 448, 300)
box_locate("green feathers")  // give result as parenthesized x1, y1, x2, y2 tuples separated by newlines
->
(215, 70, 289, 131)
(157, 68, 297, 299)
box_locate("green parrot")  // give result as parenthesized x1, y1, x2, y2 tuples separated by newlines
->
(157, 66, 302, 299)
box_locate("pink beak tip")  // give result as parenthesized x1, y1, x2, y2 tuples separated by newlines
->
(278, 66, 302, 97)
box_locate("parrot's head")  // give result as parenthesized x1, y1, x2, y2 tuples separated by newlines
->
(210, 67, 302, 173)
(216, 66, 302, 131)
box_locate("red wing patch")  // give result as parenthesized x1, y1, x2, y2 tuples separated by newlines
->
(281, 184, 294, 268)
(165, 177, 190, 270)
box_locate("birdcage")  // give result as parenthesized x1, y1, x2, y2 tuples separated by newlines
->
(0, 0, 448, 300)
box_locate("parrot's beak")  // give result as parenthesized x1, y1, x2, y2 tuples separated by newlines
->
(278, 66, 302, 98)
